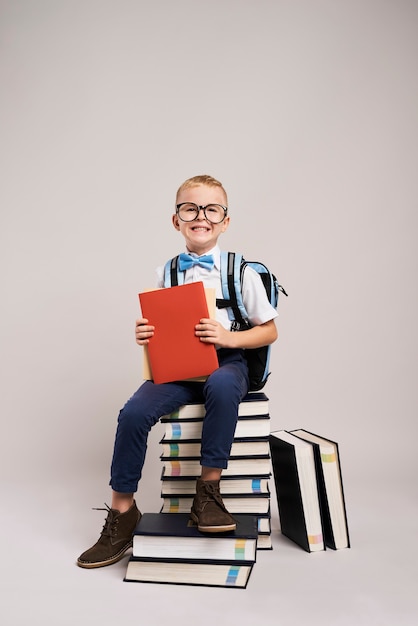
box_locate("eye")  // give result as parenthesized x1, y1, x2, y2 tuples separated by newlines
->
(206, 205, 221, 214)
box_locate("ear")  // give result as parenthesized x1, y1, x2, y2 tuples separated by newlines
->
(220, 215, 230, 233)
(172, 214, 181, 231)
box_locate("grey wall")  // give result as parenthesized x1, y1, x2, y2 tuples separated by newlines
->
(1, 0, 417, 507)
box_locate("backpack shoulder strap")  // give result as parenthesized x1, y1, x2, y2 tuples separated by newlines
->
(163, 255, 185, 287)
(217, 251, 249, 329)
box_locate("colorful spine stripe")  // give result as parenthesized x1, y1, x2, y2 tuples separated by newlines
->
(251, 479, 261, 493)
(171, 423, 182, 439)
(321, 452, 336, 463)
(225, 565, 240, 586)
(235, 539, 246, 559)
(308, 533, 323, 546)
(168, 498, 179, 512)
(169, 443, 179, 457)
(169, 461, 181, 476)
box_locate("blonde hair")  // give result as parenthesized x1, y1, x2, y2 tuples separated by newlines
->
(176, 175, 228, 205)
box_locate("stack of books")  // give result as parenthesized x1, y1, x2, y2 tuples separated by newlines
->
(159, 392, 274, 550)
(124, 513, 258, 588)
(269, 429, 350, 552)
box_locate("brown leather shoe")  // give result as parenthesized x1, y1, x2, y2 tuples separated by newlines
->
(190, 478, 236, 533)
(77, 501, 141, 568)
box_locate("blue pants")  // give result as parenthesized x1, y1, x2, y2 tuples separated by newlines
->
(110, 349, 249, 493)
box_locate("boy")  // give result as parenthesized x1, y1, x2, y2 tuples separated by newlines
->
(77, 175, 278, 568)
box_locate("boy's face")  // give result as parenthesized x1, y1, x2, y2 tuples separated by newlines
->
(172, 184, 230, 255)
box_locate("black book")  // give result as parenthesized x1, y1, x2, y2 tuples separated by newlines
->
(269, 430, 325, 552)
(290, 429, 350, 549)
(124, 557, 254, 588)
(131, 513, 258, 561)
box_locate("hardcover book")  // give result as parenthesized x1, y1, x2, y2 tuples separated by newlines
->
(132, 513, 258, 561)
(161, 392, 269, 420)
(290, 429, 350, 550)
(160, 495, 271, 515)
(162, 416, 271, 441)
(269, 430, 325, 552)
(138, 282, 219, 384)
(160, 437, 270, 459)
(161, 456, 272, 478)
(124, 557, 254, 588)
(160, 476, 271, 497)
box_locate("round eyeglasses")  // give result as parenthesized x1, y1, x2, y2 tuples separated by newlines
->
(176, 203, 228, 224)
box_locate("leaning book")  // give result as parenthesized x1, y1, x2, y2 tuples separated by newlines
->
(269, 430, 325, 552)
(290, 429, 350, 550)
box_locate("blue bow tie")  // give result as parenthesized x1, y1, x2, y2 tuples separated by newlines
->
(178, 253, 215, 271)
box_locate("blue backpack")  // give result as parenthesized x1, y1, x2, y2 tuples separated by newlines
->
(163, 251, 287, 391)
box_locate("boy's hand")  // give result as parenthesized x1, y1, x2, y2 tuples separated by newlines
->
(195, 318, 231, 348)
(135, 318, 155, 345)
(196, 317, 278, 350)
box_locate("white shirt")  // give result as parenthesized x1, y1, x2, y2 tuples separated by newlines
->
(156, 245, 278, 331)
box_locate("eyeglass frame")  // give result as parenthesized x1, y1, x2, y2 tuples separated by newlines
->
(175, 203, 228, 224)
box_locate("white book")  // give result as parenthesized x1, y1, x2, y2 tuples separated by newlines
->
(161, 495, 271, 515)
(161, 457, 272, 478)
(291, 429, 349, 550)
(161, 392, 269, 420)
(163, 417, 271, 441)
(161, 476, 271, 496)
(160, 438, 270, 459)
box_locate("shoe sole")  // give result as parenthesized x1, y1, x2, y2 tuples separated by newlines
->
(190, 511, 236, 533)
(76, 542, 132, 569)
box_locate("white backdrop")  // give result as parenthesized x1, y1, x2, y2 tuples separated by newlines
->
(1, 2, 417, 622)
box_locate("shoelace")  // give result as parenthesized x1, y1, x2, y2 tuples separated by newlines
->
(92, 503, 119, 538)
(199, 483, 228, 512)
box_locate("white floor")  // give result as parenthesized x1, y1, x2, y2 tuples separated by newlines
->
(3, 469, 417, 626)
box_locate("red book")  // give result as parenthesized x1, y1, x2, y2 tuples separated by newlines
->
(138, 282, 219, 384)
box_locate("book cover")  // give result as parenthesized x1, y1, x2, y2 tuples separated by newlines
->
(124, 557, 254, 588)
(290, 429, 350, 550)
(269, 430, 325, 552)
(132, 512, 258, 561)
(138, 282, 219, 384)
(161, 391, 269, 420)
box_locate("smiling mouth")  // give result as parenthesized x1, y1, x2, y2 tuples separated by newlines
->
(191, 226, 210, 232)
